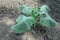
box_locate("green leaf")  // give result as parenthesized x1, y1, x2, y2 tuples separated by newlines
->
(32, 6, 39, 13)
(40, 5, 50, 12)
(11, 15, 35, 33)
(20, 5, 39, 17)
(20, 5, 32, 15)
(39, 12, 57, 27)
(32, 6, 39, 19)
(16, 15, 26, 23)
(39, 5, 57, 27)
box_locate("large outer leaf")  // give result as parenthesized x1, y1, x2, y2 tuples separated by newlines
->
(39, 5, 57, 27)
(20, 5, 32, 15)
(20, 5, 39, 16)
(11, 15, 35, 33)
(39, 12, 57, 27)
(16, 15, 26, 23)
(40, 5, 50, 12)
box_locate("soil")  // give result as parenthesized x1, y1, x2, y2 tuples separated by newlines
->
(0, 0, 60, 40)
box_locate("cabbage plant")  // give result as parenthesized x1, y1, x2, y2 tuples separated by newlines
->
(11, 5, 57, 33)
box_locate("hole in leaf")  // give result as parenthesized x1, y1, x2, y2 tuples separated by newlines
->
(42, 14, 46, 17)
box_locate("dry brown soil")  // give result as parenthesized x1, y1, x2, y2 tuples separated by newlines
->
(0, 0, 60, 40)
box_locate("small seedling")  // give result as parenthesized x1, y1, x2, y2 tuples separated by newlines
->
(11, 5, 57, 33)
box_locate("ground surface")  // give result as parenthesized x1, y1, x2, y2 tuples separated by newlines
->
(0, 0, 60, 40)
